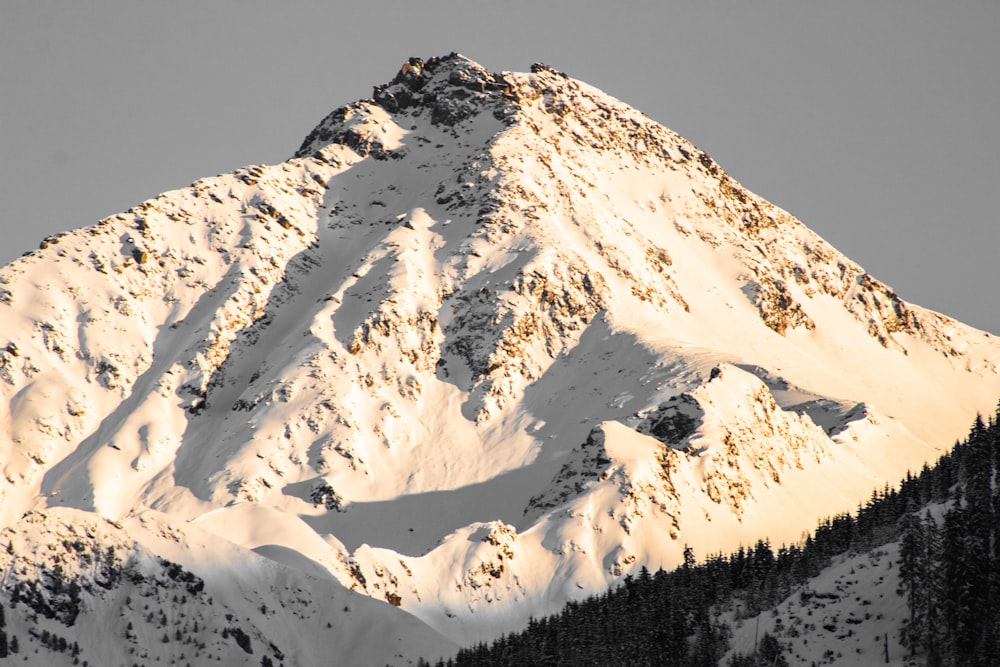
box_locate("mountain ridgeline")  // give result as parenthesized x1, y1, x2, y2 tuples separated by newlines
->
(1, 53, 999, 664)
(426, 406, 1000, 667)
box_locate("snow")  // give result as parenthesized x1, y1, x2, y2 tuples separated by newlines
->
(1, 53, 999, 663)
(724, 542, 912, 666)
(0, 507, 456, 666)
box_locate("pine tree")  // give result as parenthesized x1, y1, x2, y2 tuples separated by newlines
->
(920, 512, 945, 666)
(899, 511, 926, 655)
(758, 632, 789, 666)
(941, 504, 988, 663)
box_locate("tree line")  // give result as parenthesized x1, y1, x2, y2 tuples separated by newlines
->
(898, 411, 1000, 665)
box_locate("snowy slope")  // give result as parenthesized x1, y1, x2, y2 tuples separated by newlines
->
(724, 542, 909, 666)
(1, 53, 999, 661)
(0, 507, 455, 665)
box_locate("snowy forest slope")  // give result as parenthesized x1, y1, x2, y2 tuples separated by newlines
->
(433, 408, 1000, 667)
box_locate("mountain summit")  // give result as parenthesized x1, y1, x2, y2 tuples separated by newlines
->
(1, 54, 999, 664)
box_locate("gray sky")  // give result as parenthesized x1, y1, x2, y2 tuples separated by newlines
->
(2, 2, 997, 333)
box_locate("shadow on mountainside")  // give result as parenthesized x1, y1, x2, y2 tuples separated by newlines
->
(300, 317, 670, 555)
(40, 253, 261, 513)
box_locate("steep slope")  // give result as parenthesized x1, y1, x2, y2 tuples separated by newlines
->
(726, 543, 909, 666)
(0, 507, 455, 666)
(1, 53, 999, 658)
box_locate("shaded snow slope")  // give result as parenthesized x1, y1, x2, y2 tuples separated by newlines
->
(724, 542, 909, 666)
(1, 53, 999, 657)
(0, 508, 454, 666)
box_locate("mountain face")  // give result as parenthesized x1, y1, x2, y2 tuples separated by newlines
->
(1, 53, 999, 663)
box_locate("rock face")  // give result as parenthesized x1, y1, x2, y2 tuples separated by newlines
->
(1, 53, 999, 662)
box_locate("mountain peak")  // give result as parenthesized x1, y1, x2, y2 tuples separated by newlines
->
(295, 53, 642, 161)
(295, 53, 513, 158)
(3, 54, 1000, 664)
(371, 53, 507, 114)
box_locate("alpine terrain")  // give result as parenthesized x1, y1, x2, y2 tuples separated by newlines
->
(1, 54, 998, 665)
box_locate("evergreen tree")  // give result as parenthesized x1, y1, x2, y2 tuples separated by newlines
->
(920, 512, 944, 666)
(899, 511, 926, 655)
(757, 632, 789, 666)
(943, 507, 987, 661)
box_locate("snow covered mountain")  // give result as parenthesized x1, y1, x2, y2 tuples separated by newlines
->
(2, 53, 999, 664)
